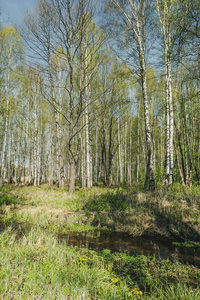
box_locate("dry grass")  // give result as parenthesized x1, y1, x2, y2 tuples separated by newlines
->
(0, 184, 200, 241)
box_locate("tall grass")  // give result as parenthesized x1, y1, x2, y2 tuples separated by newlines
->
(1, 184, 200, 240)
(0, 227, 134, 299)
(1, 226, 200, 299)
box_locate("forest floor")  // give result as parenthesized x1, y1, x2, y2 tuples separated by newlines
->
(0, 184, 200, 299)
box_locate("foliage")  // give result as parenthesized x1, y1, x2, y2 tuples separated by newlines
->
(0, 226, 200, 299)
(84, 190, 128, 214)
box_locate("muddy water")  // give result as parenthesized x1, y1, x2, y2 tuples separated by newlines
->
(60, 230, 200, 266)
(1, 222, 200, 267)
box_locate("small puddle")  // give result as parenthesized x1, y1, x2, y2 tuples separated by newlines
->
(1, 222, 200, 267)
(60, 230, 200, 267)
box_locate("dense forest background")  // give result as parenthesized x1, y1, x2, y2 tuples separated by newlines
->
(0, 0, 200, 193)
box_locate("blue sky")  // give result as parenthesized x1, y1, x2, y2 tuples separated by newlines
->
(1, 0, 38, 26)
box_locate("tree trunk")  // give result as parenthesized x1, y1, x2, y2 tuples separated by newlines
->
(95, 125, 98, 184)
(118, 114, 123, 184)
(69, 156, 76, 194)
(140, 53, 155, 191)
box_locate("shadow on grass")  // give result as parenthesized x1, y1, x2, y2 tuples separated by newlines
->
(0, 188, 27, 207)
(153, 208, 200, 242)
(83, 189, 200, 241)
(0, 193, 19, 206)
(83, 190, 141, 230)
(84, 190, 128, 213)
(135, 191, 200, 242)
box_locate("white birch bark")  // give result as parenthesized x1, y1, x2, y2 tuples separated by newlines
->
(85, 87, 91, 188)
(112, 0, 155, 190)
(49, 125, 54, 186)
(118, 113, 123, 183)
(137, 104, 140, 183)
(7, 117, 12, 184)
(95, 125, 98, 184)
(56, 64, 65, 188)
(85, 47, 92, 189)
(33, 78, 39, 187)
(82, 115, 86, 189)
(157, 0, 174, 187)
(37, 134, 41, 185)
(0, 47, 12, 186)
(125, 120, 127, 182)
(128, 119, 132, 185)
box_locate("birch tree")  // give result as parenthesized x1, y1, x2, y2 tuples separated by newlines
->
(156, 0, 191, 188)
(106, 0, 155, 190)
(0, 26, 23, 186)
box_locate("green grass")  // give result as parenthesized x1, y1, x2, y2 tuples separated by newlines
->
(1, 184, 200, 240)
(0, 227, 200, 299)
(0, 184, 200, 299)
(173, 241, 200, 249)
(0, 192, 19, 206)
(0, 227, 139, 299)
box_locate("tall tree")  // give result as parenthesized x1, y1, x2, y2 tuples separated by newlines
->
(0, 26, 23, 186)
(106, 0, 155, 190)
(156, 0, 191, 188)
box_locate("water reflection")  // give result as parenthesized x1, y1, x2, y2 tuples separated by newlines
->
(61, 230, 200, 266)
(1, 222, 200, 267)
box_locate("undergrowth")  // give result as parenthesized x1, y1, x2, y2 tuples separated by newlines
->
(0, 227, 200, 299)
(0, 184, 200, 241)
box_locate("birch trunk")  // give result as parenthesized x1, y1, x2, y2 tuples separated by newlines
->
(95, 125, 98, 184)
(7, 117, 12, 184)
(135, 2, 155, 190)
(101, 114, 107, 185)
(118, 114, 123, 184)
(56, 112, 65, 187)
(37, 134, 41, 185)
(140, 53, 155, 191)
(49, 125, 54, 186)
(33, 79, 39, 187)
(56, 65, 65, 188)
(0, 48, 12, 186)
(125, 120, 127, 182)
(128, 119, 132, 185)
(85, 84, 91, 188)
(169, 56, 174, 186)
(157, 1, 174, 188)
(82, 114, 86, 189)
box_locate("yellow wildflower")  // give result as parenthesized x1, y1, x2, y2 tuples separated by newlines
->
(72, 259, 75, 263)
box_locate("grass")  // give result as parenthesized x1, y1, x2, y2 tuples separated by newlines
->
(0, 227, 140, 299)
(0, 184, 200, 241)
(0, 226, 200, 299)
(173, 241, 200, 249)
(0, 184, 200, 299)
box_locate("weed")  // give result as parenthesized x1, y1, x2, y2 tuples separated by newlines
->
(0, 193, 18, 206)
